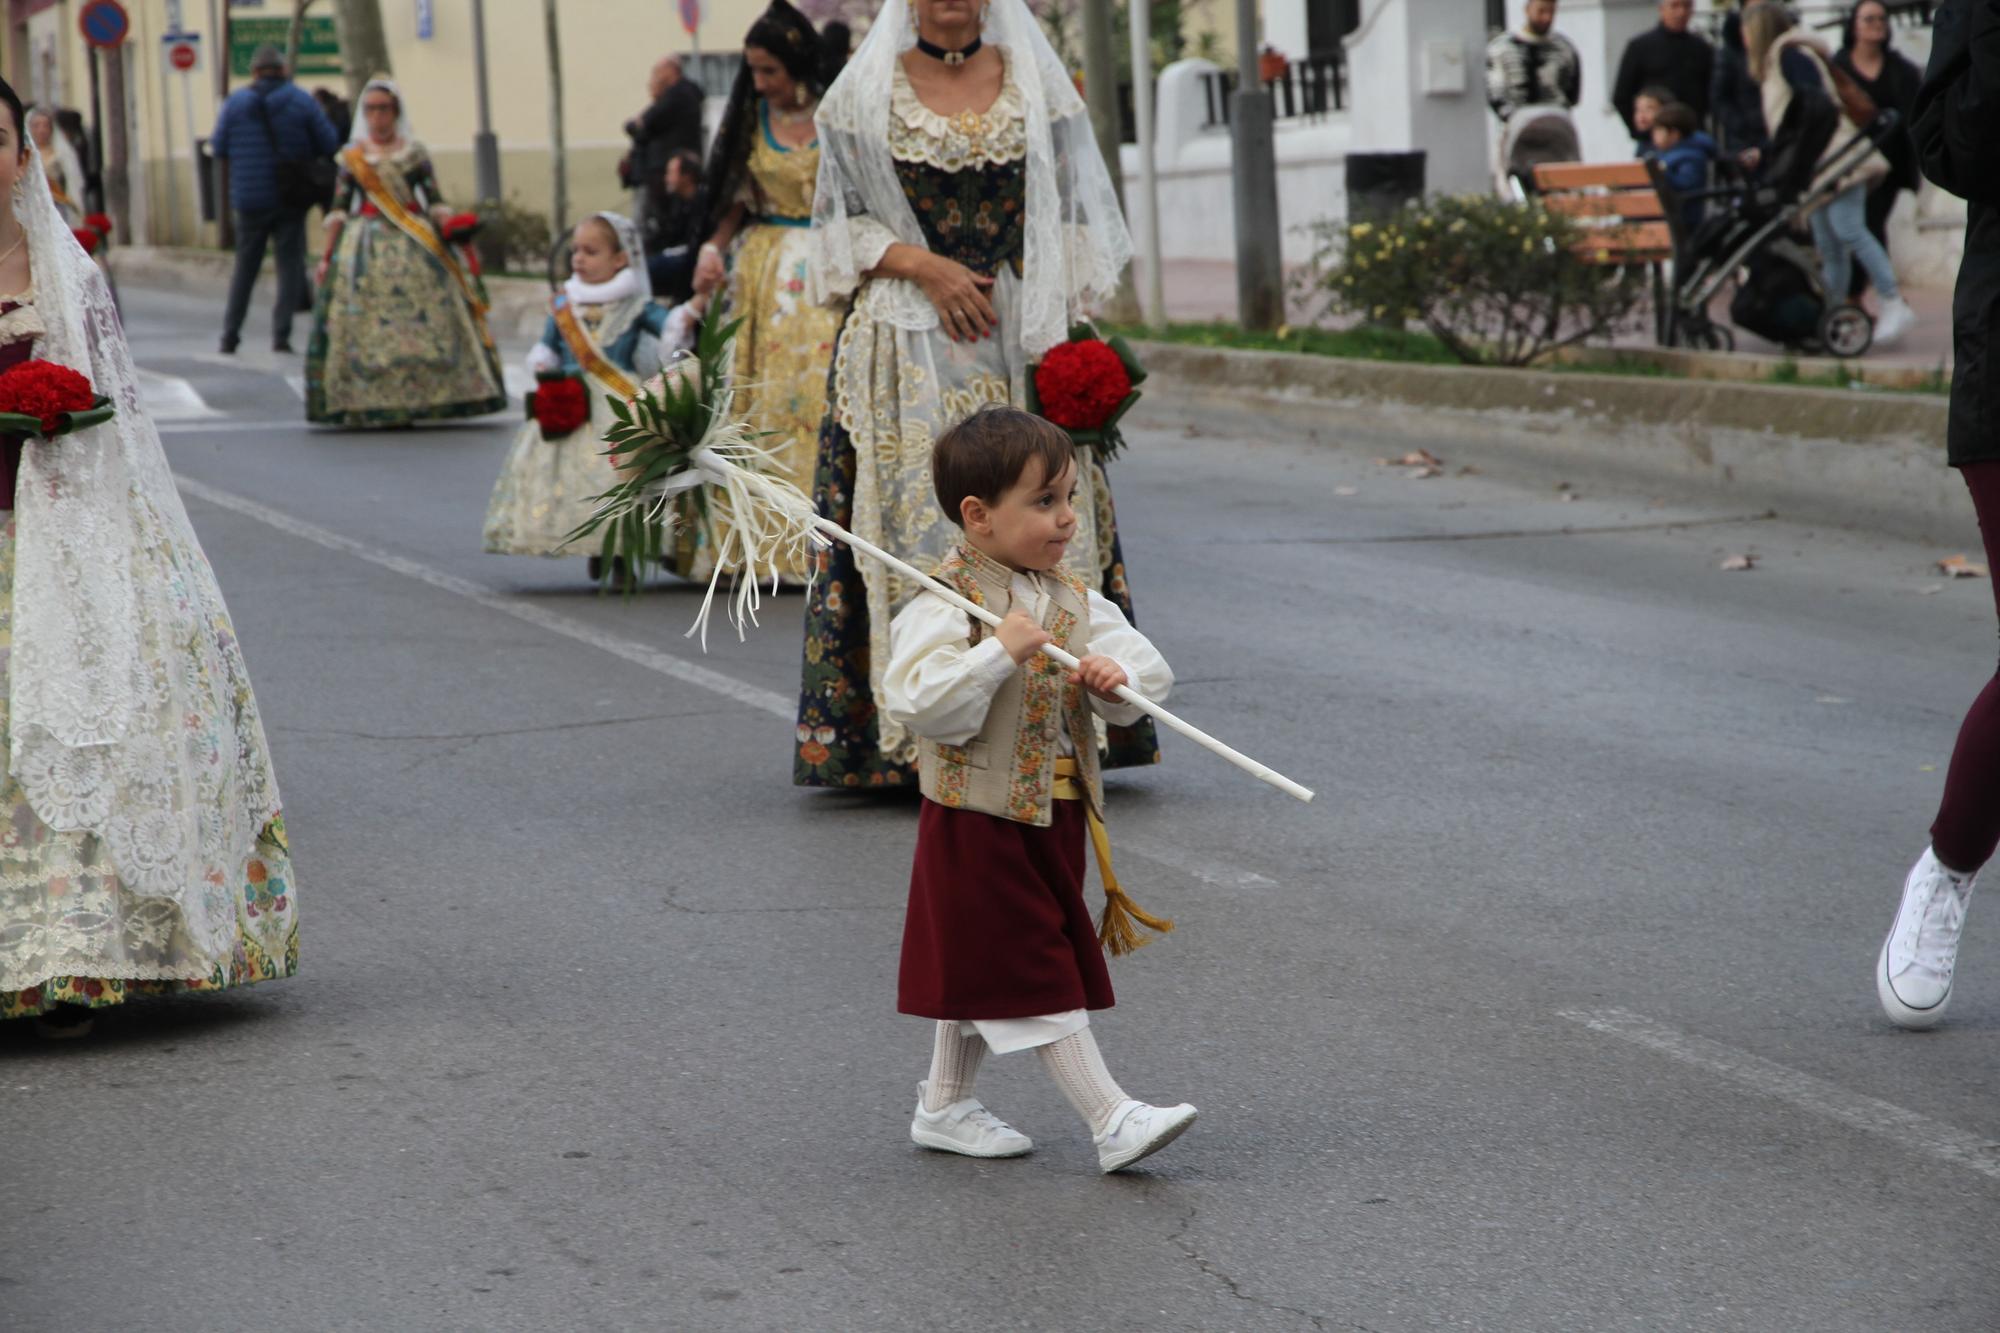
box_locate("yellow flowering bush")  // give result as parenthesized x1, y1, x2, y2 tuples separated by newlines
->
(1301, 194, 1644, 367)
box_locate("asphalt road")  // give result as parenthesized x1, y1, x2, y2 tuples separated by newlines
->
(7, 283, 2000, 1331)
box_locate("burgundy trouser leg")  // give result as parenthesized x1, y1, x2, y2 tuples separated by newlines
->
(1929, 461, 2000, 874)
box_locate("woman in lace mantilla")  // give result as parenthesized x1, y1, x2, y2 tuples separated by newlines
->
(484, 211, 678, 566)
(792, 0, 1157, 788)
(0, 81, 298, 1035)
(681, 0, 847, 583)
(305, 77, 507, 427)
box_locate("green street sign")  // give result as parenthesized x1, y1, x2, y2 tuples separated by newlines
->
(229, 16, 341, 76)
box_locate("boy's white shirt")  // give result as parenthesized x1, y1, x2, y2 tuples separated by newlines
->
(883, 567, 1173, 755)
(886, 562, 1173, 1055)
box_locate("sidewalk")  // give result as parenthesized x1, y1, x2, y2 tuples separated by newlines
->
(1157, 258, 1955, 372)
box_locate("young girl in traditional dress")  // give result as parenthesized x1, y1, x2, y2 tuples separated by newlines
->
(484, 211, 694, 576)
(884, 405, 1194, 1173)
(0, 80, 299, 1038)
(306, 77, 506, 427)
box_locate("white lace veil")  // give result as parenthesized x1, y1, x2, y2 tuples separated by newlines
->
(349, 76, 415, 146)
(10, 140, 282, 964)
(809, 0, 1133, 355)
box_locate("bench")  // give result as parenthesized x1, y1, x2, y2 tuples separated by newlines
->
(1533, 160, 1676, 342)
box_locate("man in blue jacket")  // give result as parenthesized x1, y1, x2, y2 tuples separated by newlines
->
(211, 44, 340, 353)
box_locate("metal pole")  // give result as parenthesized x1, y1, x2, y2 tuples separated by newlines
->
(212, 0, 232, 246)
(1128, 0, 1163, 327)
(161, 49, 182, 245)
(543, 0, 566, 238)
(1230, 0, 1283, 330)
(182, 67, 202, 242)
(104, 44, 132, 239)
(470, 0, 504, 271)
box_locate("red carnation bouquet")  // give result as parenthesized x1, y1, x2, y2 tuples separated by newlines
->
(1025, 324, 1147, 461)
(0, 359, 113, 438)
(440, 211, 482, 245)
(527, 372, 589, 440)
(74, 212, 112, 257)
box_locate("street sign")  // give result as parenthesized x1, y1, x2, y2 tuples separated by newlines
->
(229, 17, 340, 76)
(417, 0, 434, 40)
(679, 0, 700, 36)
(79, 0, 130, 49)
(165, 34, 201, 73)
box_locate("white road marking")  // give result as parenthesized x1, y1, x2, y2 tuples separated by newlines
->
(176, 475, 1276, 898)
(285, 374, 305, 401)
(175, 476, 794, 718)
(136, 368, 222, 421)
(1559, 1007, 2000, 1182)
(158, 418, 319, 434)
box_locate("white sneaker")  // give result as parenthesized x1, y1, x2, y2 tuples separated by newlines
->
(909, 1086, 1033, 1158)
(1877, 847, 1976, 1029)
(1094, 1098, 1198, 1173)
(1873, 296, 1917, 349)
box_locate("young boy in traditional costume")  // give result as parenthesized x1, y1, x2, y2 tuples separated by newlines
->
(883, 404, 1196, 1173)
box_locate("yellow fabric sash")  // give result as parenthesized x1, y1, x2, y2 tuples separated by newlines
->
(1052, 756, 1173, 956)
(550, 295, 641, 402)
(343, 146, 493, 343)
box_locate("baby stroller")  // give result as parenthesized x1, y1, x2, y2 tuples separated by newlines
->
(1654, 105, 1900, 357)
(1499, 105, 1583, 200)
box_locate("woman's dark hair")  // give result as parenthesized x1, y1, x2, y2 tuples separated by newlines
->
(701, 0, 825, 242)
(1840, 0, 1895, 54)
(0, 80, 26, 147)
(821, 21, 853, 85)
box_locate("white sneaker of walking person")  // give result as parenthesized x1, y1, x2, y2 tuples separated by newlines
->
(909, 1085, 1033, 1158)
(1877, 847, 1977, 1029)
(1873, 296, 1918, 349)
(1094, 1099, 1198, 1173)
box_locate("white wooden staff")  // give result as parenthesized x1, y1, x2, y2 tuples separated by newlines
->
(656, 433, 1315, 805)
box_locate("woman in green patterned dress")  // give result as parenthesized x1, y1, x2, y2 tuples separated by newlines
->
(305, 78, 506, 427)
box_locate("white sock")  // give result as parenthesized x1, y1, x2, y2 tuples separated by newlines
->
(1036, 1028, 1129, 1134)
(921, 1021, 988, 1112)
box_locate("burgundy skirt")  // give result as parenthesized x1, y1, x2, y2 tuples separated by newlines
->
(898, 798, 1116, 1021)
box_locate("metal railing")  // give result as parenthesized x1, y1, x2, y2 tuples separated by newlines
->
(1198, 49, 1348, 129)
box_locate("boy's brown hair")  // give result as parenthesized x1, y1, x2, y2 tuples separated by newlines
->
(932, 404, 1076, 527)
(1653, 101, 1698, 136)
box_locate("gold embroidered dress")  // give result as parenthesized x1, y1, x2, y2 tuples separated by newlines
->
(674, 102, 845, 580)
(305, 139, 507, 427)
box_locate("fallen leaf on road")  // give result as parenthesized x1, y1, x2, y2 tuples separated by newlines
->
(1457, 465, 1481, 476)
(1377, 449, 1441, 468)
(1937, 555, 1990, 579)
(1915, 584, 1944, 595)
(1407, 464, 1443, 479)
(1333, 485, 1359, 496)
(1720, 553, 1758, 571)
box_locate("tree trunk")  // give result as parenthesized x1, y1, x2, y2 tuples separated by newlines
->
(544, 0, 567, 237)
(1079, 0, 1138, 321)
(329, 0, 392, 102)
(287, 0, 318, 76)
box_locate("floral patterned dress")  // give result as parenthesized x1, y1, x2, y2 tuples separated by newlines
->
(305, 140, 508, 427)
(793, 49, 1157, 787)
(0, 295, 300, 1021)
(675, 102, 846, 580)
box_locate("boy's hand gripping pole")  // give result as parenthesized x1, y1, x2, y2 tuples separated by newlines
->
(810, 517, 1316, 804)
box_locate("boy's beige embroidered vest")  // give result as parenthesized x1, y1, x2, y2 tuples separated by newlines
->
(916, 545, 1103, 827)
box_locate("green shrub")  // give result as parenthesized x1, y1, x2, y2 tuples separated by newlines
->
(481, 194, 552, 275)
(1301, 195, 1645, 367)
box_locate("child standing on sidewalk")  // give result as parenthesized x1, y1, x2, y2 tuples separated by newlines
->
(882, 404, 1196, 1174)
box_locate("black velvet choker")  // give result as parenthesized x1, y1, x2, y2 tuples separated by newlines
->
(914, 35, 982, 66)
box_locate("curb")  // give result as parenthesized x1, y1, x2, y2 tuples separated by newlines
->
(1131, 340, 1970, 544)
(109, 245, 556, 343)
